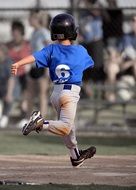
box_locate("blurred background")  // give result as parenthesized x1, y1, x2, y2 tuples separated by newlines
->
(0, 0, 136, 134)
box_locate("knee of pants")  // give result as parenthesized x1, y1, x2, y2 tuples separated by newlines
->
(62, 123, 71, 136)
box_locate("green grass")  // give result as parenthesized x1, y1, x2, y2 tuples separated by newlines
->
(0, 129, 136, 155)
(0, 130, 136, 189)
(0, 184, 136, 190)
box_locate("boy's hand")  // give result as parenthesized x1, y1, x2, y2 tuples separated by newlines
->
(11, 63, 19, 75)
(11, 55, 35, 75)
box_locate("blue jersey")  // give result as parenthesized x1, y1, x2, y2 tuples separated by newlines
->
(33, 43, 94, 85)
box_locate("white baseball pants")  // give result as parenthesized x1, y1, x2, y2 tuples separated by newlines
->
(46, 84, 81, 150)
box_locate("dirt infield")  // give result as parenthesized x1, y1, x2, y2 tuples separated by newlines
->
(0, 155, 136, 186)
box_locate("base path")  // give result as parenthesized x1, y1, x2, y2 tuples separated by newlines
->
(0, 155, 136, 186)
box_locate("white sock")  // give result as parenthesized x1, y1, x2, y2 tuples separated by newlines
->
(43, 121, 49, 130)
(70, 147, 80, 160)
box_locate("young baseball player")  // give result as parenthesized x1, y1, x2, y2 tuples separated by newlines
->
(11, 13, 96, 167)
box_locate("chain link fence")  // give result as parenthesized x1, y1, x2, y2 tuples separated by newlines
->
(0, 0, 136, 129)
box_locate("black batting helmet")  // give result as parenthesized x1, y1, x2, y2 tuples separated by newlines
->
(50, 13, 78, 41)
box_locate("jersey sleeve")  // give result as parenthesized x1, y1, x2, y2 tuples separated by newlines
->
(84, 50, 94, 70)
(32, 45, 52, 68)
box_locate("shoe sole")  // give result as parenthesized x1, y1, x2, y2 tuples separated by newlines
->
(22, 121, 36, 136)
(73, 160, 84, 168)
(22, 111, 42, 136)
(22, 118, 43, 136)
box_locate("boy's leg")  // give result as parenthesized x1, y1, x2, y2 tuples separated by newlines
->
(63, 123, 96, 167)
(49, 96, 96, 167)
(22, 91, 81, 157)
(63, 125, 80, 159)
(46, 94, 79, 136)
(22, 87, 79, 136)
(47, 91, 81, 161)
(22, 85, 96, 167)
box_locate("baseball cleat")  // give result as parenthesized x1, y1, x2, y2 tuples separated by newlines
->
(70, 146, 96, 167)
(22, 111, 44, 136)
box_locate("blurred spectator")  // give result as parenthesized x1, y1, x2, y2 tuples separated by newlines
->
(104, 46, 122, 102)
(7, 21, 31, 119)
(119, 15, 136, 79)
(103, 0, 123, 47)
(104, 15, 136, 102)
(79, 0, 104, 97)
(27, 10, 51, 118)
(29, 10, 51, 52)
(0, 43, 14, 128)
(117, 15, 136, 101)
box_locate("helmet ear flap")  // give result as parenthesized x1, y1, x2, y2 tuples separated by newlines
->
(70, 26, 78, 40)
(51, 34, 65, 41)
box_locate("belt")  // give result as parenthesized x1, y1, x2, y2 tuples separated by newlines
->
(63, 84, 72, 90)
(53, 84, 81, 93)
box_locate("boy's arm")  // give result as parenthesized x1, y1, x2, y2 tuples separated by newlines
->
(11, 55, 35, 75)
